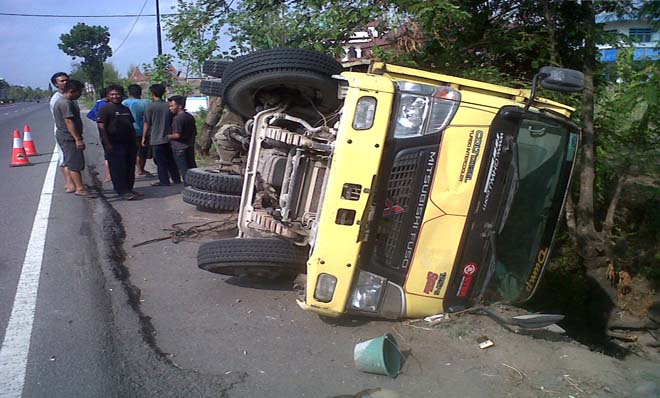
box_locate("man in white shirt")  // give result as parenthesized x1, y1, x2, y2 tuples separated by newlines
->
(49, 72, 74, 192)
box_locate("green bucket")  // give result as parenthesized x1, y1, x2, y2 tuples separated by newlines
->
(353, 333, 401, 377)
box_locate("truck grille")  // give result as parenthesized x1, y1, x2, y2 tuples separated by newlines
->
(364, 146, 439, 285)
(377, 152, 418, 268)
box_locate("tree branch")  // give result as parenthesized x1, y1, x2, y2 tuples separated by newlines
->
(603, 174, 627, 238)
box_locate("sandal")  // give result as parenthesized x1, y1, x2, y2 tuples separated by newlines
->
(74, 191, 98, 198)
(121, 193, 138, 201)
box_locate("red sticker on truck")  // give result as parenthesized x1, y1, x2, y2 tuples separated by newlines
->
(456, 263, 478, 297)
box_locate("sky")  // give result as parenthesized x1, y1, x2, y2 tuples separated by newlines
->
(0, 0, 183, 89)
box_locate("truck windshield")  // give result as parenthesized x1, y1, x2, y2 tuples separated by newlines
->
(488, 115, 577, 302)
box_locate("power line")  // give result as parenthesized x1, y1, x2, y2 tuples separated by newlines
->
(113, 0, 150, 55)
(0, 12, 177, 18)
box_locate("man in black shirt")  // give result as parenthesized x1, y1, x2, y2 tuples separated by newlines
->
(144, 84, 181, 186)
(98, 85, 140, 200)
(167, 95, 198, 182)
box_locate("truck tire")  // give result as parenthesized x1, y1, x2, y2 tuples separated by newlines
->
(200, 79, 223, 97)
(198, 238, 308, 279)
(202, 59, 232, 78)
(182, 186, 240, 211)
(219, 48, 343, 119)
(185, 168, 243, 194)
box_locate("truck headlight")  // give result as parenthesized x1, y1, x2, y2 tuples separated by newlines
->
(395, 94, 429, 137)
(393, 83, 460, 139)
(314, 273, 337, 303)
(349, 271, 386, 312)
(353, 96, 377, 130)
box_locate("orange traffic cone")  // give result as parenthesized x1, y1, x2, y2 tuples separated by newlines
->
(23, 125, 39, 156)
(11, 130, 31, 167)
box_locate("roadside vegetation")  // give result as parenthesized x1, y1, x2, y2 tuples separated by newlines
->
(0, 78, 50, 102)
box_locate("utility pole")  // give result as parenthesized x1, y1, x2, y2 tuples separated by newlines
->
(156, 0, 163, 55)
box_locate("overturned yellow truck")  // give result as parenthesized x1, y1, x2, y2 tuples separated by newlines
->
(198, 48, 584, 320)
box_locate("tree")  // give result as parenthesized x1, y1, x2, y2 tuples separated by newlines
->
(69, 63, 87, 84)
(58, 23, 112, 89)
(142, 54, 176, 87)
(164, 0, 388, 58)
(164, 0, 223, 78)
(102, 62, 124, 86)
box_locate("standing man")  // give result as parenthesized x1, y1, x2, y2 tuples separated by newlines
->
(86, 87, 109, 122)
(97, 85, 140, 200)
(167, 95, 197, 182)
(52, 79, 94, 197)
(49, 72, 74, 192)
(122, 84, 152, 177)
(86, 87, 111, 182)
(144, 84, 181, 186)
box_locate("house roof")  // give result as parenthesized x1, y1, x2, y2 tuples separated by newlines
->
(597, 11, 659, 24)
(128, 65, 183, 82)
(129, 68, 147, 82)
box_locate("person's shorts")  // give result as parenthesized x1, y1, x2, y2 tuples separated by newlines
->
(57, 137, 85, 172)
(56, 142, 65, 166)
(54, 130, 64, 166)
(136, 137, 152, 159)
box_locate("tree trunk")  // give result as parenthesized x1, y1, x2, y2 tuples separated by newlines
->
(543, 0, 560, 66)
(576, 0, 606, 267)
(603, 174, 627, 238)
(197, 96, 224, 156)
(564, 194, 578, 247)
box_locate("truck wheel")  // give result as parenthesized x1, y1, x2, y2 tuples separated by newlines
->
(182, 186, 240, 211)
(200, 79, 223, 97)
(202, 59, 232, 78)
(198, 238, 308, 279)
(184, 168, 243, 194)
(220, 48, 343, 119)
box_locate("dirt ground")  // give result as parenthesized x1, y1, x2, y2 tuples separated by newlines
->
(96, 180, 658, 398)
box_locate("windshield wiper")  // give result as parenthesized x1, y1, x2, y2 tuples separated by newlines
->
(498, 136, 519, 233)
(477, 136, 519, 302)
(476, 223, 497, 303)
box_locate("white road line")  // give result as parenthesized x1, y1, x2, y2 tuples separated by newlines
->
(0, 145, 58, 398)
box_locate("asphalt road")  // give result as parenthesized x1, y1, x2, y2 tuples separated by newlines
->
(0, 102, 117, 397)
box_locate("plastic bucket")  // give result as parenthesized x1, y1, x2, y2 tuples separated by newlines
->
(353, 333, 401, 377)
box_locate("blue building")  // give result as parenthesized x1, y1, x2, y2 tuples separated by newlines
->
(597, 11, 660, 62)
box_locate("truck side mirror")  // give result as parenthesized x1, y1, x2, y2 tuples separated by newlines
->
(524, 66, 584, 112)
(538, 67, 585, 92)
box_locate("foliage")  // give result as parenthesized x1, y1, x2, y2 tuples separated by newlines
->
(164, 0, 223, 77)
(164, 0, 387, 58)
(68, 64, 86, 84)
(142, 54, 176, 87)
(58, 23, 112, 89)
(0, 78, 51, 101)
(595, 51, 659, 184)
(194, 107, 208, 140)
(173, 83, 194, 96)
(225, 1, 387, 57)
(102, 63, 124, 86)
(69, 62, 125, 88)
